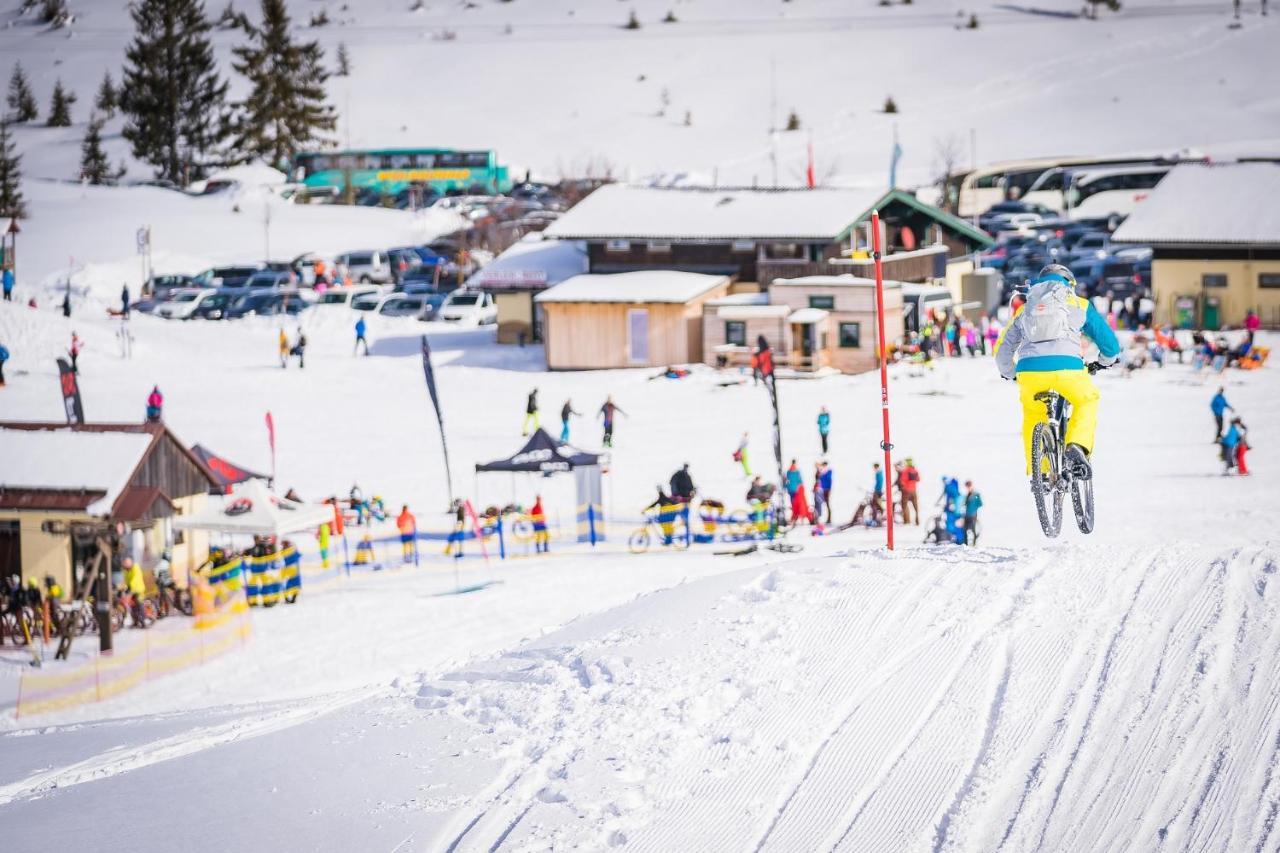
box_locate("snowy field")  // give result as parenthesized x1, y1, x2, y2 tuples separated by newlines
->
(1, 292, 1279, 849)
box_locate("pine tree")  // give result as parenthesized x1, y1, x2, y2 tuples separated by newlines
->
(121, 0, 231, 185)
(336, 42, 351, 77)
(231, 0, 337, 167)
(0, 121, 26, 220)
(785, 110, 801, 131)
(94, 71, 118, 118)
(46, 79, 75, 127)
(7, 64, 39, 123)
(78, 113, 115, 184)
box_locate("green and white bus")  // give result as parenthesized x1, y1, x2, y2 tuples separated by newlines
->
(292, 148, 512, 197)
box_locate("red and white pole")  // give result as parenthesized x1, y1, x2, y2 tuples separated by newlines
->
(870, 210, 895, 551)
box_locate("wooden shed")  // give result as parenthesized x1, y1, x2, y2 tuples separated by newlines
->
(536, 271, 732, 369)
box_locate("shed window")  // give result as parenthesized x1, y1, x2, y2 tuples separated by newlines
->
(808, 295, 835, 310)
(838, 322, 861, 348)
(647, 241, 671, 253)
(1202, 273, 1228, 289)
(606, 240, 631, 253)
(1259, 273, 1280, 289)
(725, 321, 747, 347)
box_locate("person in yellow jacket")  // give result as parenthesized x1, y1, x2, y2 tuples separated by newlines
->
(995, 264, 1121, 479)
(278, 328, 289, 368)
(121, 557, 148, 627)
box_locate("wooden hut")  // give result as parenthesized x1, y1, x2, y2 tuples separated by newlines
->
(536, 271, 732, 369)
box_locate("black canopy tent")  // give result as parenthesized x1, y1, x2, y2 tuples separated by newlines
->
(474, 429, 606, 545)
(475, 428, 601, 473)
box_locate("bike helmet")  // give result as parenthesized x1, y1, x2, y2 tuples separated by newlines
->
(1036, 264, 1077, 289)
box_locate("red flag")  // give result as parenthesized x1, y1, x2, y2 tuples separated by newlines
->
(805, 140, 816, 189)
(265, 411, 276, 485)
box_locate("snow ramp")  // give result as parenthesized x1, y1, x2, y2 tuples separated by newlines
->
(3, 543, 1279, 853)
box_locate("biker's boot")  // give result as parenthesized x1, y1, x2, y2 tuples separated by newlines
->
(1065, 443, 1092, 480)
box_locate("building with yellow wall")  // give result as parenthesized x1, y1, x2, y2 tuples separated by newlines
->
(1113, 162, 1280, 329)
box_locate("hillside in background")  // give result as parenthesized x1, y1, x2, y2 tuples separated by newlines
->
(1, 0, 1278, 190)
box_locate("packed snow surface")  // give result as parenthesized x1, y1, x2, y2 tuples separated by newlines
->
(0, 290, 1278, 850)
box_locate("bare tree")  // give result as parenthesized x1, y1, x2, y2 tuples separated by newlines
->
(932, 133, 964, 213)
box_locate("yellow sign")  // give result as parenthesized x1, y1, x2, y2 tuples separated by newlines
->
(375, 169, 472, 182)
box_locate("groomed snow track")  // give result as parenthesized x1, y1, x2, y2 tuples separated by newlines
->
(4, 543, 1279, 853)
(425, 543, 1280, 852)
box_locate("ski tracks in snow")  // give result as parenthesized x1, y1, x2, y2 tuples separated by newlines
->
(401, 542, 1280, 851)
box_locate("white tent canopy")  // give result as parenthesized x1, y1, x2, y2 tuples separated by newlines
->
(174, 479, 334, 537)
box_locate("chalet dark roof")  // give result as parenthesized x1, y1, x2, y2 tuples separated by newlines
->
(836, 189, 995, 248)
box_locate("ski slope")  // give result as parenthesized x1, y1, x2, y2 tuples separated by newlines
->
(4, 543, 1279, 852)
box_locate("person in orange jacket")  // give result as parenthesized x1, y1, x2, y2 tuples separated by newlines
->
(395, 504, 417, 563)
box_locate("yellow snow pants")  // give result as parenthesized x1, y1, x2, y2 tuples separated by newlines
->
(1016, 369, 1100, 473)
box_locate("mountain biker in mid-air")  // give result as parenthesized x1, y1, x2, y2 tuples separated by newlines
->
(994, 264, 1121, 480)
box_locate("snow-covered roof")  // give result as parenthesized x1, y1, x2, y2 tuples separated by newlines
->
(1112, 163, 1280, 247)
(466, 236, 588, 290)
(707, 292, 771, 307)
(771, 274, 902, 288)
(535, 271, 730, 304)
(544, 184, 879, 242)
(0, 429, 154, 515)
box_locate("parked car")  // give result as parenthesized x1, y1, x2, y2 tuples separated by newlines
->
(436, 290, 497, 325)
(244, 269, 295, 290)
(192, 265, 262, 289)
(148, 273, 198, 297)
(336, 250, 393, 284)
(1064, 232, 1112, 266)
(979, 200, 1055, 234)
(154, 288, 224, 320)
(288, 252, 336, 287)
(225, 291, 308, 319)
(371, 294, 430, 317)
(420, 292, 449, 321)
(314, 285, 381, 308)
(349, 292, 434, 316)
(189, 289, 240, 320)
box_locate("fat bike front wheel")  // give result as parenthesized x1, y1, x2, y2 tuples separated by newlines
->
(1031, 422, 1064, 538)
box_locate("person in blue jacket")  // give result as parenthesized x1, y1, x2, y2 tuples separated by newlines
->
(0, 341, 9, 385)
(785, 460, 802, 497)
(354, 316, 368, 356)
(1210, 387, 1233, 442)
(818, 461, 834, 523)
(963, 480, 983, 545)
(817, 407, 831, 454)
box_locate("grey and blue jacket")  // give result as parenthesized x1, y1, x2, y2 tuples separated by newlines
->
(995, 283, 1120, 377)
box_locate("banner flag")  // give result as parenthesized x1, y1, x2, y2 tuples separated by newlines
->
(421, 336, 455, 506)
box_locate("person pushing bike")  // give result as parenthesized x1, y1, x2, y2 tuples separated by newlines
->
(994, 264, 1120, 479)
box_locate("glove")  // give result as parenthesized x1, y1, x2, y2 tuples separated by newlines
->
(1000, 371, 1016, 381)
(1087, 361, 1111, 375)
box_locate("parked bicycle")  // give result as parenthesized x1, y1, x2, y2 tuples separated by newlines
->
(1029, 364, 1105, 537)
(628, 511, 691, 554)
